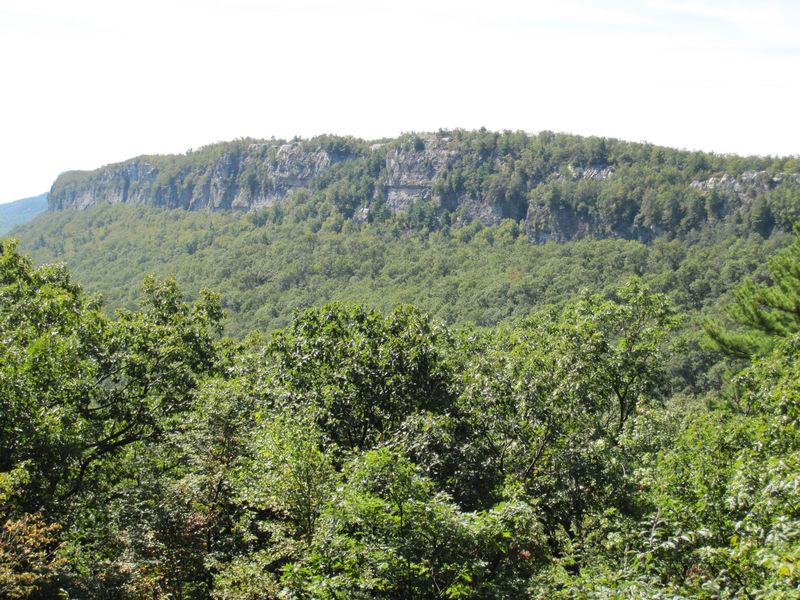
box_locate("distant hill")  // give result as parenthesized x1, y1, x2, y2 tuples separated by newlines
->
(13, 130, 800, 336)
(0, 193, 48, 235)
(47, 130, 800, 244)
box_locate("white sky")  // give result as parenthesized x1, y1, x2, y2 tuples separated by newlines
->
(1, 0, 799, 203)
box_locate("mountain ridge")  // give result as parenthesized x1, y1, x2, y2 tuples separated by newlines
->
(48, 130, 800, 243)
(0, 193, 48, 234)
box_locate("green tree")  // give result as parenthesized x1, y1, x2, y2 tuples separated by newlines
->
(102, 377, 258, 599)
(0, 240, 225, 595)
(259, 304, 455, 451)
(457, 279, 675, 554)
(704, 228, 800, 357)
(630, 335, 800, 598)
(243, 409, 336, 542)
(286, 448, 545, 599)
(0, 468, 63, 599)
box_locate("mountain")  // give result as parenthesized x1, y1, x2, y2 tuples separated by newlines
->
(14, 130, 799, 339)
(6, 132, 800, 597)
(47, 130, 800, 243)
(4, 196, 800, 598)
(0, 193, 48, 235)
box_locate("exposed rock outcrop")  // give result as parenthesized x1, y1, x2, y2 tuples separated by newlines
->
(47, 131, 800, 242)
(49, 133, 612, 225)
(49, 141, 336, 212)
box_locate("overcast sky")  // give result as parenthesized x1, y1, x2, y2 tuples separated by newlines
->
(1, 0, 799, 203)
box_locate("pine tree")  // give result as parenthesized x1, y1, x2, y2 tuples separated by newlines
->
(704, 226, 800, 357)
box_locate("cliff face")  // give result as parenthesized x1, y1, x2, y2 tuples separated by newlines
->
(50, 135, 488, 215)
(48, 141, 335, 212)
(48, 131, 800, 242)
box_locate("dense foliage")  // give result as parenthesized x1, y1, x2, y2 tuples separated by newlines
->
(2, 236, 799, 598)
(13, 203, 789, 340)
(4, 131, 800, 596)
(47, 130, 800, 244)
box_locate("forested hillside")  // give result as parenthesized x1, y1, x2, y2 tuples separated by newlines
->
(0, 193, 47, 235)
(14, 130, 800, 340)
(2, 237, 799, 598)
(3, 130, 800, 597)
(13, 203, 788, 337)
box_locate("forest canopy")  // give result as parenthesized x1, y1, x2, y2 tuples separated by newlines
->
(4, 130, 800, 597)
(2, 238, 799, 598)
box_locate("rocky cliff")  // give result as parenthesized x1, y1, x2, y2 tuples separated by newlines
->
(48, 130, 800, 242)
(50, 134, 498, 215)
(49, 140, 336, 212)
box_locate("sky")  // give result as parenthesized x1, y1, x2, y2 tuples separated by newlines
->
(1, 0, 799, 203)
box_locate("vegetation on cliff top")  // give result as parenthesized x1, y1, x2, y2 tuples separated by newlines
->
(48, 130, 800, 242)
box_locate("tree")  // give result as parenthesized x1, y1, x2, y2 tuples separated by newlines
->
(259, 304, 455, 451)
(102, 378, 259, 599)
(0, 468, 63, 599)
(704, 227, 800, 357)
(0, 239, 223, 512)
(243, 409, 336, 542)
(631, 334, 800, 598)
(457, 279, 675, 554)
(286, 448, 545, 599)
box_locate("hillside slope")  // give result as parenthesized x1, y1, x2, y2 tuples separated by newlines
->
(14, 203, 788, 346)
(48, 130, 800, 243)
(0, 193, 47, 234)
(12, 129, 799, 348)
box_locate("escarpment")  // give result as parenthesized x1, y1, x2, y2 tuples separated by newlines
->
(48, 130, 800, 242)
